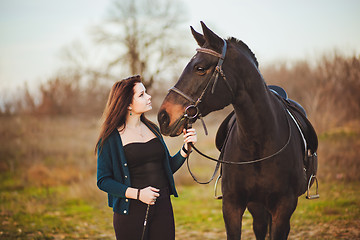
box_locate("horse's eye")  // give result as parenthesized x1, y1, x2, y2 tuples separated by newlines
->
(195, 66, 206, 75)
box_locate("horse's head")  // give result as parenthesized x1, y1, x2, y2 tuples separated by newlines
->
(158, 22, 237, 136)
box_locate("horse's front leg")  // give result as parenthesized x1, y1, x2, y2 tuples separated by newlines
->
(270, 196, 298, 240)
(222, 194, 246, 240)
(247, 202, 271, 240)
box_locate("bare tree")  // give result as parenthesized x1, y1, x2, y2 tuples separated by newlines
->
(92, 0, 190, 88)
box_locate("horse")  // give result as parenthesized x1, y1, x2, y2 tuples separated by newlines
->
(157, 21, 318, 240)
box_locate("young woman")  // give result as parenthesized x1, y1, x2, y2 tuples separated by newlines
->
(95, 75, 197, 240)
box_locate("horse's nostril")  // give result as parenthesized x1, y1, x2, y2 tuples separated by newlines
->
(158, 110, 170, 126)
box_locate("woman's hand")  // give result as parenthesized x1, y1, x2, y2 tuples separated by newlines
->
(181, 128, 197, 157)
(183, 128, 197, 145)
(139, 186, 160, 205)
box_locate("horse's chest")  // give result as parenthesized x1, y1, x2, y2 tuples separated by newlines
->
(221, 136, 280, 195)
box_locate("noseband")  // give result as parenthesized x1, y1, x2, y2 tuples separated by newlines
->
(169, 39, 234, 132)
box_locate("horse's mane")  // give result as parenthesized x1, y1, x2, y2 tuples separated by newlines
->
(227, 37, 259, 68)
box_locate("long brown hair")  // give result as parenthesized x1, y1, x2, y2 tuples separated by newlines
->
(95, 75, 158, 154)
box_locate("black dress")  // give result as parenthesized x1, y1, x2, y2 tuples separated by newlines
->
(113, 138, 175, 240)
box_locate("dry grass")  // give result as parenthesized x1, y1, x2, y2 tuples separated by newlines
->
(0, 115, 99, 188)
(317, 124, 360, 181)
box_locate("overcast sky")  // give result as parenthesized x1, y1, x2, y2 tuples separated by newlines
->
(1, 0, 360, 92)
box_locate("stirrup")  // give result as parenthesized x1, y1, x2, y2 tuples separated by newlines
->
(306, 174, 319, 199)
(214, 174, 223, 199)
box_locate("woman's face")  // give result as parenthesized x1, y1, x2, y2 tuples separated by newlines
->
(130, 82, 152, 114)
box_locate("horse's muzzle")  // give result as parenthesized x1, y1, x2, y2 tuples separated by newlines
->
(158, 110, 170, 133)
(157, 109, 185, 137)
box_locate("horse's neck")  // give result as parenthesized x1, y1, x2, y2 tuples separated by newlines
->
(232, 80, 278, 147)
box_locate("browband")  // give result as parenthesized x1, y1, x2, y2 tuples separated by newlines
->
(196, 48, 222, 58)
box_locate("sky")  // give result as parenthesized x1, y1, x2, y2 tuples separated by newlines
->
(1, 0, 360, 92)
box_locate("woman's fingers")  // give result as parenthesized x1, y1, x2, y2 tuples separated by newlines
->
(150, 186, 160, 192)
(184, 128, 196, 134)
(140, 186, 160, 205)
(183, 129, 196, 137)
(149, 187, 160, 198)
(183, 128, 197, 144)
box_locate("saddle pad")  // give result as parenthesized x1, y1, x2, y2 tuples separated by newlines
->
(286, 102, 318, 153)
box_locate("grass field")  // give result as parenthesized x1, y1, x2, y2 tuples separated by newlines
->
(1, 115, 359, 239)
(1, 174, 359, 239)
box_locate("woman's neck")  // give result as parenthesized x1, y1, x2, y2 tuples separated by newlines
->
(126, 115, 142, 129)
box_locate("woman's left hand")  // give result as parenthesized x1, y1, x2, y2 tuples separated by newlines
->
(183, 128, 197, 147)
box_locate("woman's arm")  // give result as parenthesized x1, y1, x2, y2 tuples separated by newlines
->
(96, 141, 129, 198)
(169, 128, 197, 173)
(97, 166, 128, 198)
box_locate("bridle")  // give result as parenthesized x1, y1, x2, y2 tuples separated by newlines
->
(167, 39, 293, 186)
(169, 39, 234, 133)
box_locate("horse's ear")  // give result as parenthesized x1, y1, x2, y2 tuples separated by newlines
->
(191, 26, 205, 47)
(200, 21, 223, 50)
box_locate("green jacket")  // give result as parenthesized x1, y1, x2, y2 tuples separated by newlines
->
(97, 124, 186, 215)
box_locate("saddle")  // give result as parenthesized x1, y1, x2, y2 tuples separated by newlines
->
(268, 85, 318, 154)
(215, 110, 236, 151)
(268, 85, 319, 198)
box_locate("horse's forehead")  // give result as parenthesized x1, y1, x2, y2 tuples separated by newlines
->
(176, 53, 217, 89)
(189, 52, 202, 62)
(189, 52, 218, 65)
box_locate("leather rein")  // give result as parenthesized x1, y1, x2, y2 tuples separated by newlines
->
(168, 39, 292, 185)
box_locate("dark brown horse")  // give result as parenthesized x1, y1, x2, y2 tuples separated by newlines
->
(158, 22, 318, 240)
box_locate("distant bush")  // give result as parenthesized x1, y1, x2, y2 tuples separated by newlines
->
(262, 51, 360, 133)
(1, 71, 110, 117)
